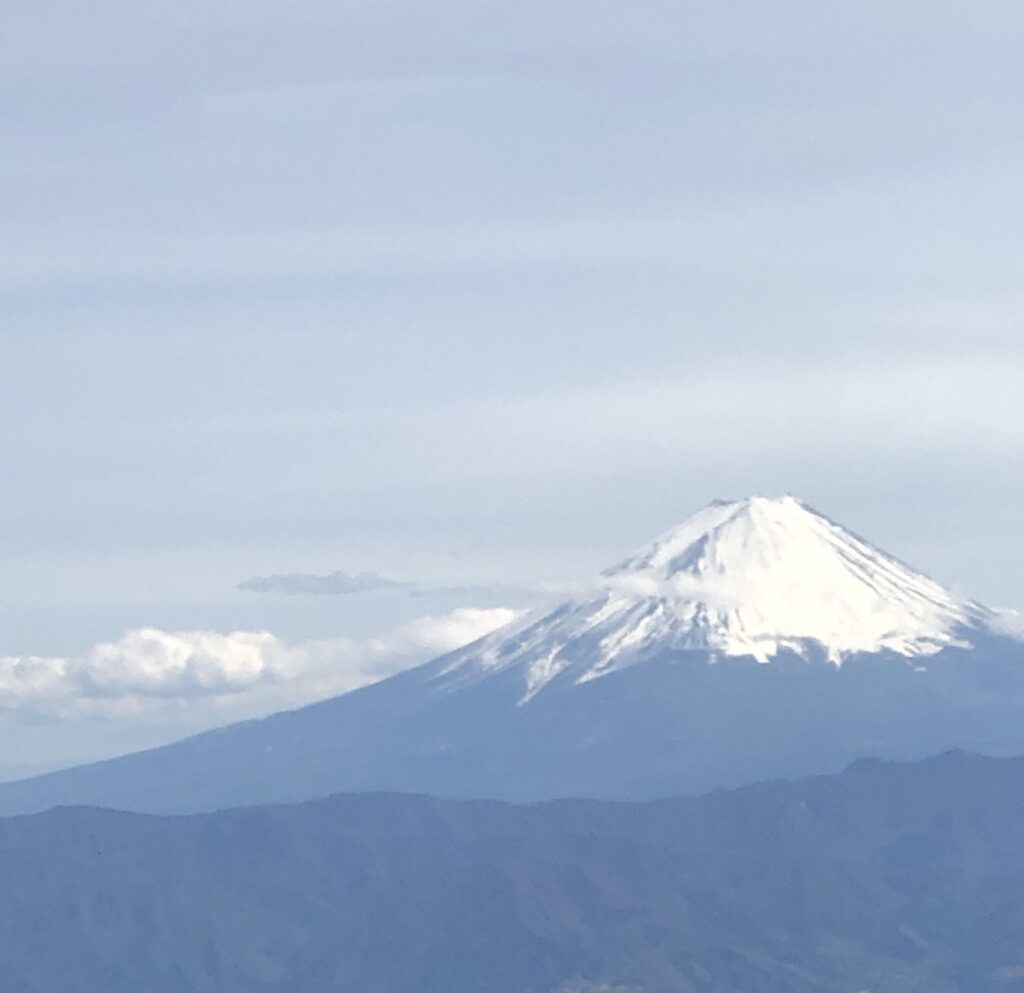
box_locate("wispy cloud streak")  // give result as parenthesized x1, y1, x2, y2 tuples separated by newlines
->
(238, 570, 404, 595)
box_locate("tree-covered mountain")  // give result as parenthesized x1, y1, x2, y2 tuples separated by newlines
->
(1, 750, 1023, 993)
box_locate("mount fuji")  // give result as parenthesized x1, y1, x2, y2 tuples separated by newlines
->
(2, 495, 1022, 815)
(443, 495, 994, 695)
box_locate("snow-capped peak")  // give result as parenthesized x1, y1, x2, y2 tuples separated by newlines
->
(604, 495, 989, 657)
(439, 496, 995, 701)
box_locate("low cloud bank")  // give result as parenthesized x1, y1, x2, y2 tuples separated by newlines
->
(0, 607, 520, 720)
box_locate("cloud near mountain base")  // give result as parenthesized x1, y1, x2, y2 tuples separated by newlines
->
(0, 607, 520, 720)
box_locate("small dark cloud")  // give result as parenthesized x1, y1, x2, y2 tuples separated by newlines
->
(237, 569, 547, 603)
(238, 571, 406, 596)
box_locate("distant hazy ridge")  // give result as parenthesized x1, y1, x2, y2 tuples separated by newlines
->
(1, 750, 1022, 992)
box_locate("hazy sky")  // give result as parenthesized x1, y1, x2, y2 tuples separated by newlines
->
(3, 1, 1024, 776)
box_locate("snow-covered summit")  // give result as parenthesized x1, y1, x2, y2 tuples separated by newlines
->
(440, 496, 995, 701)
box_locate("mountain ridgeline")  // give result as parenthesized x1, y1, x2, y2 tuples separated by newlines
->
(1, 496, 1023, 815)
(2, 751, 1024, 993)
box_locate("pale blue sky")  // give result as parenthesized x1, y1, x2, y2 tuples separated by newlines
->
(2, 1, 1024, 775)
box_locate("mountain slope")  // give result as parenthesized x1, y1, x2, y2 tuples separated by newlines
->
(1, 751, 1024, 993)
(0, 496, 1021, 815)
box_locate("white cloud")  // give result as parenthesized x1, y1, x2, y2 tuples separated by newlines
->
(0, 607, 520, 721)
(989, 609, 1024, 640)
(0, 606, 524, 782)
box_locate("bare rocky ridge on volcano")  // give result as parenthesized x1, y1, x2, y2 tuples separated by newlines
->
(0, 496, 1021, 815)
